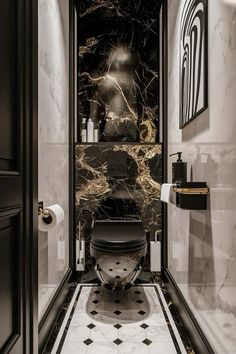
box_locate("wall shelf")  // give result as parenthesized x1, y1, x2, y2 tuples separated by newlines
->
(173, 182, 209, 210)
(173, 187, 209, 195)
(74, 142, 162, 146)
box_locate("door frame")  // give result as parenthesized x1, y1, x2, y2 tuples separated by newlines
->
(23, 0, 38, 352)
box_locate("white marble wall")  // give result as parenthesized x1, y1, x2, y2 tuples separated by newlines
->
(167, 0, 236, 352)
(38, 0, 69, 320)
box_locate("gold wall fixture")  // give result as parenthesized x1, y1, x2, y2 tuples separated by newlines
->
(173, 187, 209, 195)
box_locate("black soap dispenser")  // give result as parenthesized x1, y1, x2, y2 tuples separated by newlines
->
(169, 152, 187, 184)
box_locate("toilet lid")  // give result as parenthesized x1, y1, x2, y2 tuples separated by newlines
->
(91, 220, 146, 253)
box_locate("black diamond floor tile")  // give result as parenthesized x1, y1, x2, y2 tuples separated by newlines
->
(138, 310, 146, 315)
(84, 338, 93, 345)
(114, 310, 122, 315)
(114, 324, 122, 329)
(87, 323, 96, 329)
(136, 299, 144, 304)
(92, 300, 99, 304)
(90, 310, 98, 316)
(45, 284, 191, 354)
(143, 338, 152, 346)
(114, 338, 123, 345)
(140, 323, 149, 329)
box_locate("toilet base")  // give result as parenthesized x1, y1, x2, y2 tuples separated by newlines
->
(95, 264, 142, 290)
(90, 248, 147, 290)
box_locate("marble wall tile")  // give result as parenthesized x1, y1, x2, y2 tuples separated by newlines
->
(39, 0, 69, 144)
(167, 0, 236, 352)
(75, 144, 162, 278)
(38, 0, 70, 319)
(75, 0, 161, 142)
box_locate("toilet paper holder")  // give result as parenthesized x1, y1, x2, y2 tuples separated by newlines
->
(38, 201, 52, 224)
(38, 202, 65, 231)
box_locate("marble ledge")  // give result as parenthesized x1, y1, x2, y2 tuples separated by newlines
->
(75, 142, 163, 145)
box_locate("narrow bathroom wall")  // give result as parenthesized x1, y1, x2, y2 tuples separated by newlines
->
(76, 0, 161, 143)
(38, 0, 70, 320)
(167, 0, 236, 352)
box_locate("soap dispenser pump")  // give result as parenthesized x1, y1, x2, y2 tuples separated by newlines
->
(169, 152, 187, 184)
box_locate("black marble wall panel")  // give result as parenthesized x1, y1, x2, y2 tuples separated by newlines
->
(76, 0, 161, 142)
(75, 144, 162, 277)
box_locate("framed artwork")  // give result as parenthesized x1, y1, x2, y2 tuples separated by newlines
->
(179, 0, 208, 128)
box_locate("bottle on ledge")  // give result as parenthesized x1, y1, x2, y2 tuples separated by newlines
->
(81, 118, 87, 142)
(87, 117, 94, 142)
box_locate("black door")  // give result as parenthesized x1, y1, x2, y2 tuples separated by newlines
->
(0, 1, 38, 353)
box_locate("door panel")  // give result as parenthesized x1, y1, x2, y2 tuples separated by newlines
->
(0, 0, 18, 173)
(0, 209, 21, 353)
(0, 179, 22, 209)
(0, 0, 31, 353)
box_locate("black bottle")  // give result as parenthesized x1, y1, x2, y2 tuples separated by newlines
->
(169, 152, 187, 184)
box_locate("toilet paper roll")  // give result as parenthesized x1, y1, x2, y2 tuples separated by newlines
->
(38, 204, 65, 231)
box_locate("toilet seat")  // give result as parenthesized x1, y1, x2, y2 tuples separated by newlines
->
(91, 220, 146, 254)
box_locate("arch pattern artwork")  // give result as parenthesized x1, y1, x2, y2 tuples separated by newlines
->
(180, 0, 208, 128)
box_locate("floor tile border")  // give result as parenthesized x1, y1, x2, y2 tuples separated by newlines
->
(51, 284, 94, 353)
(52, 284, 186, 354)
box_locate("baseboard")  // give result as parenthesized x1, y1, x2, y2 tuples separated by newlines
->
(38, 268, 73, 353)
(162, 269, 214, 354)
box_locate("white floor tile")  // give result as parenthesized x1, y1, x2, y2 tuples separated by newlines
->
(60, 341, 87, 354)
(70, 311, 93, 326)
(52, 284, 186, 354)
(145, 325, 174, 342)
(118, 325, 146, 342)
(65, 325, 91, 342)
(86, 341, 119, 354)
(118, 341, 150, 354)
(148, 341, 177, 354)
(90, 325, 118, 342)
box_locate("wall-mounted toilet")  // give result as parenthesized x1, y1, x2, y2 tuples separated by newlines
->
(90, 219, 147, 290)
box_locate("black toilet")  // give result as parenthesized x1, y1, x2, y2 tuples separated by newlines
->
(90, 219, 147, 290)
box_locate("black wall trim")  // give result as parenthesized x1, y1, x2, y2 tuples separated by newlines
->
(23, 0, 38, 352)
(38, 269, 72, 352)
(30, 0, 39, 351)
(56, 285, 82, 353)
(69, 0, 75, 274)
(163, 269, 214, 354)
(161, 0, 168, 269)
(70, 0, 78, 278)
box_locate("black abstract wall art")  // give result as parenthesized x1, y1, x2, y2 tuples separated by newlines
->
(180, 0, 208, 128)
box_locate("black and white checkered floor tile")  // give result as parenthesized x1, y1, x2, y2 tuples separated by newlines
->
(52, 284, 186, 354)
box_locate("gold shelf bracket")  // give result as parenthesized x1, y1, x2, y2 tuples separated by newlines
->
(173, 187, 209, 195)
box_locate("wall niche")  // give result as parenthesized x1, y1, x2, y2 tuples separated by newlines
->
(76, 0, 161, 143)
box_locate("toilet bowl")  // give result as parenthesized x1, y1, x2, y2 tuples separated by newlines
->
(90, 219, 147, 290)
